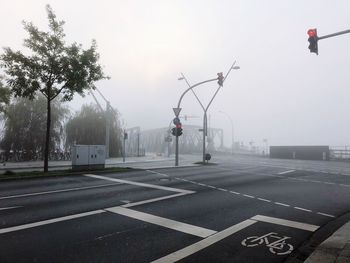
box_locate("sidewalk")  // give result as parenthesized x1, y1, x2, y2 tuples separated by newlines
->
(0, 154, 199, 173)
(305, 221, 350, 263)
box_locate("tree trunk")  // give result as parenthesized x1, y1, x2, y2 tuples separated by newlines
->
(44, 98, 51, 173)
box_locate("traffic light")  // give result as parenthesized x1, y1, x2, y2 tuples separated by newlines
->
(217, 72, 224, 86)
(307, 28, 318, 55)
(171, 127, 176, 136)
(176, 123, 183, 136)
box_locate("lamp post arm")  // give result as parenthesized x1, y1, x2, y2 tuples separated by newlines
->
(180, 73, 206, 111)
(177, 78, 218, 109)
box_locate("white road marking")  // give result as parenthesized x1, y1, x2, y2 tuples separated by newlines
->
(217, 188, 227, 191)
(278, 170, 296, 175)
(122, 193, 190, 208)
(230, 191, 240, 195)
(0, 183, 121, 200)
(294, 207, 312, 212)
(274, 202, 290, 207)
(317, 212, 336, 218)
(251, 215, 319, 232)
(106, 206, 217, 238)
(258, 198, 271, 202)
(84, 174, 194, 194)
(151, 219, 257, 263)
(146, 170, 170, 177)
(0, 206, 22, 211)
(0, 210, 105, 234)
(243, 194, 255, 199)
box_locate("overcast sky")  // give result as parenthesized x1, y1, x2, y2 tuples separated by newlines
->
(1, 0, 350, 148)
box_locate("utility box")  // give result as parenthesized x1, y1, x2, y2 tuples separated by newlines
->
(72, 145, 106, 171)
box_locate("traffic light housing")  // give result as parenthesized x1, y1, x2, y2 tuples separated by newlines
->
(307, 29, 318, 55)
(171, 124, 183, 136)
(217, 72, 224, 86)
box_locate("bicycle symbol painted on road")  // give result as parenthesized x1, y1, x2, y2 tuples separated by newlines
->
(241, 232, 294, 255)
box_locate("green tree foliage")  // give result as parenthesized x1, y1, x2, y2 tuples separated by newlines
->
(0, 76, 11, 113)
(65, 104, 123, 157)
(1, 95, 69, 161)
(0, 5, 107, 171)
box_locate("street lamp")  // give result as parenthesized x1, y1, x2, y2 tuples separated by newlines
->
(219, 111, 234, 155)
(178, 61, 240, 164)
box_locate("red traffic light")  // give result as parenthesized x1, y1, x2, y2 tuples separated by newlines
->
(307, 29, 317, 37)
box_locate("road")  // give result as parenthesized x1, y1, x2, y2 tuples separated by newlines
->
(0, 155, 349, 262)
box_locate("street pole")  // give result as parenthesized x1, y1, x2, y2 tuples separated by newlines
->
(123, 130, 126, 163)
(174, 77, 218, 166)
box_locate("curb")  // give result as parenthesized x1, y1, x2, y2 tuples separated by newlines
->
(304, 221, 350, 263)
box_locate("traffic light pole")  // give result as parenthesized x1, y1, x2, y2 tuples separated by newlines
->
(174, 77, 218, 166)
(318, 29, 350, 40)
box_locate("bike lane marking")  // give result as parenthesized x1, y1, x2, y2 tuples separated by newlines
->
(151, 214, 320, 262)
(151, 219, 257, 263)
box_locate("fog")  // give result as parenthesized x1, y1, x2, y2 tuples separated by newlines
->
(1, 0, 350, 148)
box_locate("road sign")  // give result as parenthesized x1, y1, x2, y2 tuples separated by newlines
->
(173, 117, 180, 125)
(173, 107, 182, 117)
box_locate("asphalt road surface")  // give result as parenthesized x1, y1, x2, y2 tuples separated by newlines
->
(1, 155, 349, 262)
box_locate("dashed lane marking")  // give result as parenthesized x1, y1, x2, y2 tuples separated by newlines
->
(278, 170, 296, 175)
(274, 202, 290, 207)
(258, 198, 271, 203)
(209, 166, 350, 188)
(151, 173, 336, 219)
(294, 207, 312, 213)
(317, 212, 336, 218)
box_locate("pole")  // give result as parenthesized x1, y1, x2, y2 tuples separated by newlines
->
(174, 77, 219, 166)
(123, 131, 126, 163)
(318, 29, 350, 40)
(202, 112, 207, 163)
(105, 102, 110, 159)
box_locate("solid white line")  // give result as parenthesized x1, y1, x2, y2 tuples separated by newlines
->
(243, 194, 255, 199)
(106, 207, 217, 238)
(278, 170, 296, 175)
(274, 202, 290, 207)
(84, 174, 194, 194)
(323, 182, 336, 185)
(122, 193, 189, 208)
(340, 184, 350, 187)
(294, 207, 312, 212)
(0, 210, 105, 234)
(317, 212, 336, 218)
(257, 198, 271, 202)
(251, 215, 319, 232)
(0, 183, 121, 200)
(0, 206, 22, 211)
(230, 191, 240, 195)
(151, 219, 257, 263)
(217, 188, 226, 191)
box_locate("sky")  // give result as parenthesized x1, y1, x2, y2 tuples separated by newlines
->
(1, 0, 350, 148)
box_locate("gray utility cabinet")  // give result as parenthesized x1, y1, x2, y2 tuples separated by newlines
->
(72, 145, 106, 170)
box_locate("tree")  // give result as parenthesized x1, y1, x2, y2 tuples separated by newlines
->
(1, 95, 69, 161)
(65, 104, 123, 157)
(0, 76, 11, 113)
(0, 5, 107, 172)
